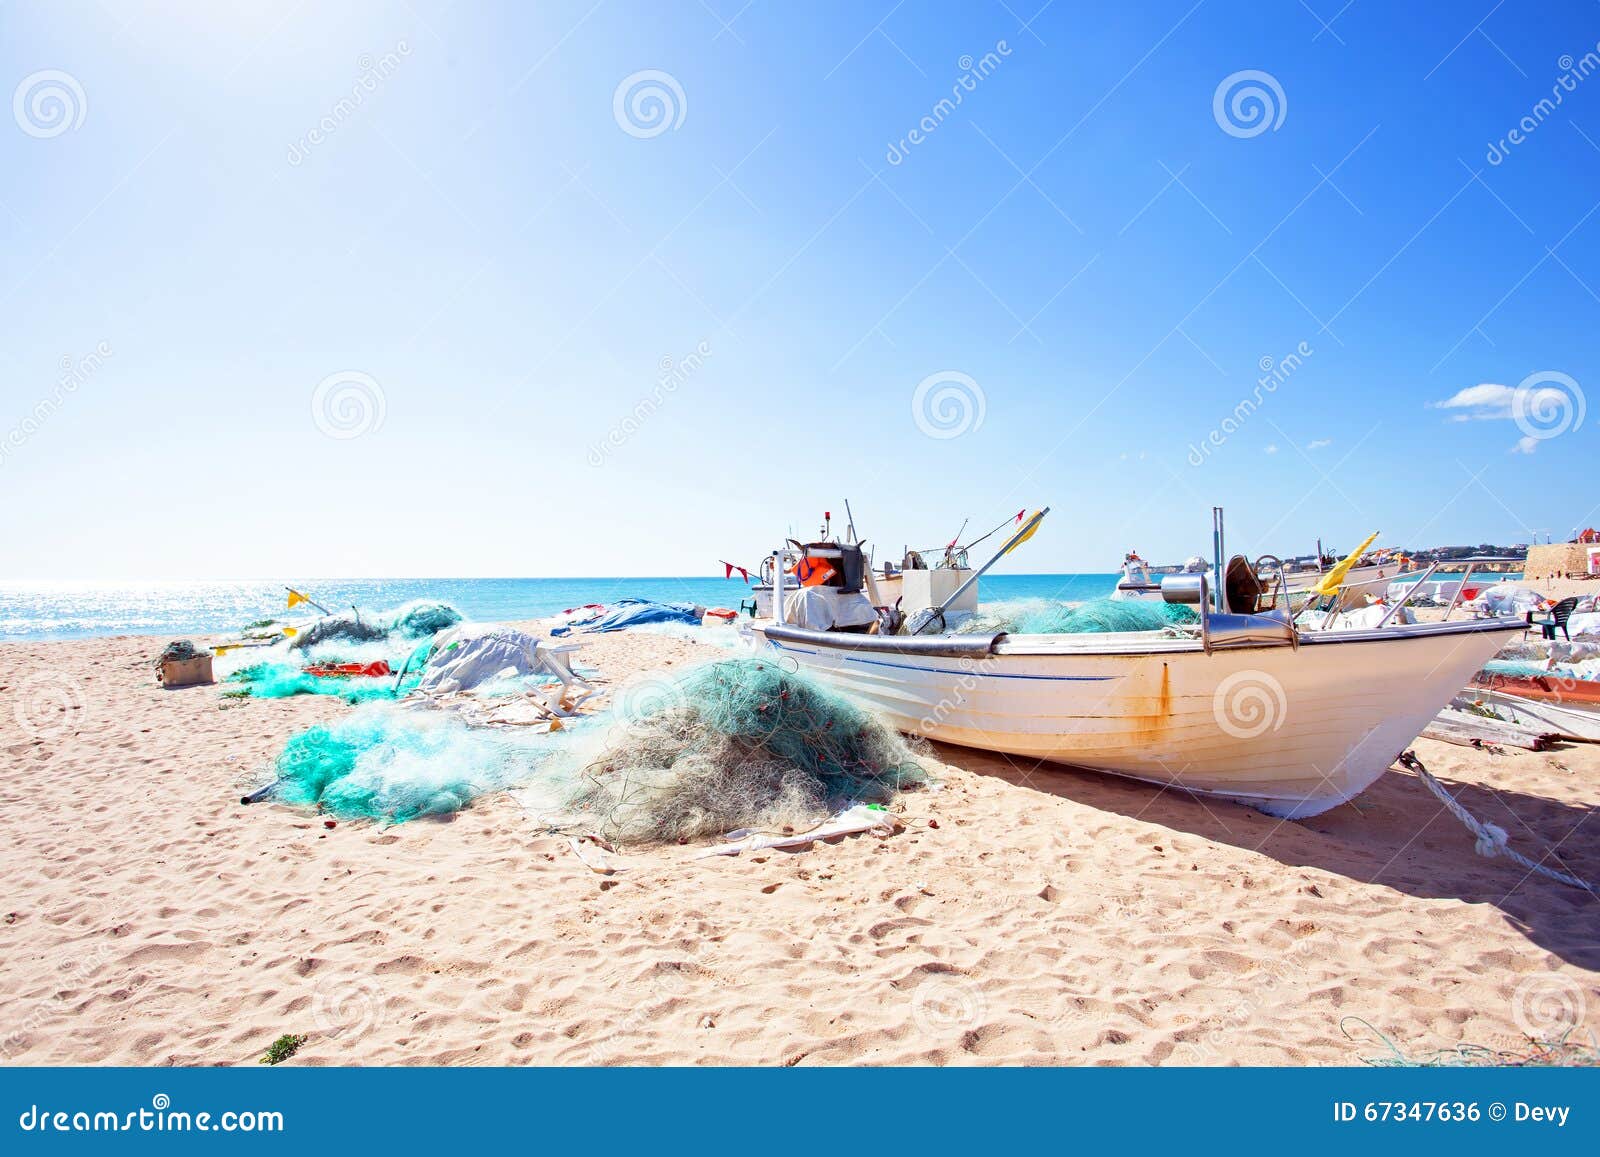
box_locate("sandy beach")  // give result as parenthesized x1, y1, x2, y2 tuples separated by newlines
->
(2, 617, 1595, 1067)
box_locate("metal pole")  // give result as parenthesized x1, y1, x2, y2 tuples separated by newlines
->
(937, 508, 1049, 612)
(1440, 561, 1477, 622)
(1212, 507, 1226, 612)
(1375, 563, 1439, 629)
(906, 509, 1050, 634)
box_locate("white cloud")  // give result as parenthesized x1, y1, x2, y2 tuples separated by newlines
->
(1306, 438, 1332, 450)
(1263, 443, 1278, 454)
(1432, 380, 1574, 452)
(1431, 382, 1516, 417)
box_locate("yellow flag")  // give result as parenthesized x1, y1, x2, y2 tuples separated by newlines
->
(1002, 510, 1047, 555)
(1311, 530, 1380, 597)
(282, 626, 298, 637)
(287, 589, 307, 610)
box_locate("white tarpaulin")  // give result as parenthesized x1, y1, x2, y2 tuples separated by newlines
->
(782, 588, 879, 631)
(1463, 582, 1549, 617)
(419, 625, 560, 694)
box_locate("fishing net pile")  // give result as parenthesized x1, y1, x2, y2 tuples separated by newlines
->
(269, 706, 569, 822)
(219, 602, 462, 701)
(569, 657, 926, 846)
(957, 597, 1199, 635)
(225, 661, 421, 704)
(254, 656, 923, 836)
(288, 600, 461, 649)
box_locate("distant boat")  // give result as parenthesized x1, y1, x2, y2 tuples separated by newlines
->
(1109, 553, 1162, 601)
(1277, 562, 1392, 596)
(1110, 551, 1205, 601)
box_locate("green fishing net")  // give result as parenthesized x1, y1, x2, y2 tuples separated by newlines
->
(225, 662, 420, 704)
(271, 707, 569, 822)
(258, 657, 924, 836)
(571, 657, 926, 845)
(959, 597, 1199, 634)
(388, 601, 463, 638)
(288, 600, 461, 650)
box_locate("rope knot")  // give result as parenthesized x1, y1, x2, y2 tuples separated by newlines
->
(1473, 821, 1509, 859)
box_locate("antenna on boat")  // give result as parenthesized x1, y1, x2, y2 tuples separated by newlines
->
(906, 507, 1050, 635)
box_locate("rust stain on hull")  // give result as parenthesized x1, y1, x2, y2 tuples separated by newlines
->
(1128, 662, 1172, 744)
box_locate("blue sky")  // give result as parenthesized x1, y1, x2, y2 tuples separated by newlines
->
(2, 1, 1597, 579)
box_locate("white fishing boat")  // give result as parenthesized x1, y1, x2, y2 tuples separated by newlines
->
(1280, 561, 1392, 596)
(1109, 552, 1163, 601)
(747, 511, 1525, 818)
(1455, 685, 1600, 742)
(1384, 556, 1524, 604)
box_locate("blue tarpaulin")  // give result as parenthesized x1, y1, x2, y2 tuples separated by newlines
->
(575, 599, 705, 633)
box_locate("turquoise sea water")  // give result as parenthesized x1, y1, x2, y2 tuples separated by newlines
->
(0, 574, 1121, 643)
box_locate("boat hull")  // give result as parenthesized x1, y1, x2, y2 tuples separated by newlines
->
(750, 619, 1523, 818)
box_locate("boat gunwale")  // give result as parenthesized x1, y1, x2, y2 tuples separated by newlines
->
(756, 615, 1526, 659)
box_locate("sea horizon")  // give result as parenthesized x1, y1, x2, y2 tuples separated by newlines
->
(0, 573, 1122, 643)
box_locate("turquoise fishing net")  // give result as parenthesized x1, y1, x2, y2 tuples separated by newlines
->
(959, 597, 1199, 634)
(225, 661, 420, 704)
(387, 600, 463, 638)
(261, 657, 924, 835)
(271, 706, 575, 822)
(223, 604, 455, 700)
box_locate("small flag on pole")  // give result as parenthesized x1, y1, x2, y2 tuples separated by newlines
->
(285, 587, 331, 615)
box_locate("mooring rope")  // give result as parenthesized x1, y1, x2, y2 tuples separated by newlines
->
(1396, 750, 1592, 891)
